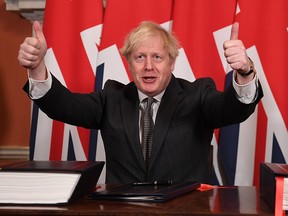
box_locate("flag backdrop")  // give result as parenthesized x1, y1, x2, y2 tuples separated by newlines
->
(29, 0, 288, 186)
(29, 0, 104, 161)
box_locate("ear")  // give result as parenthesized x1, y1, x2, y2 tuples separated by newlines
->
(170, 61, 175, 72)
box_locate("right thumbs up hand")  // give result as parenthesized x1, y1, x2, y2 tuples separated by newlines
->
(18, 21, 47, 80)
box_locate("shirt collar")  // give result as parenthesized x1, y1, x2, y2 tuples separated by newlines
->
(138, 90, 165, 103)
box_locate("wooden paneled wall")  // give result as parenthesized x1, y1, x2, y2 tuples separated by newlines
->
(0, 0, 31, 159)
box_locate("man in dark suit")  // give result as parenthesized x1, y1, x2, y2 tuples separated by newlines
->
(18, 21, 263, 184)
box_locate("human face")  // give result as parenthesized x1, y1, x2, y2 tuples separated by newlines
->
(129, 33, 175, 97)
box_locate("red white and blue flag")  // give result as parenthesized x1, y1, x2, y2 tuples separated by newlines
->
(231, 0, 288, 187)
(172, 0, 238, 186)
(172, 0, 288, 187)
(30, 0, 288, 186)
(30, 0, 104, 161)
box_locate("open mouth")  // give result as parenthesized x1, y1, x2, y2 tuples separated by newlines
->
(143, 76, 156, 82)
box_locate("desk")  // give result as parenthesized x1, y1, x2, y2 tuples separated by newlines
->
(0, 185, 273, 215)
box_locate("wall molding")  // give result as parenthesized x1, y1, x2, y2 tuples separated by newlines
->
(0, 146, 29, 160)
(5, 0, 45, 22)
(5, 0, 106, 22)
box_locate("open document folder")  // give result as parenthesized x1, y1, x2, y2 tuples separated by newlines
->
(87, 181, 200, 202)
(0, 161, 104, 205)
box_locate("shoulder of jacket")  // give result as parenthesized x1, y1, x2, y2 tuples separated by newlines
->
(104, 79, 128, 89)
(175, 77, 215, 87)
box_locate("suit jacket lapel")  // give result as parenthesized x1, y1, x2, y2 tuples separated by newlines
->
(121, 83, 147, 172)
(149, 76, 184, 167)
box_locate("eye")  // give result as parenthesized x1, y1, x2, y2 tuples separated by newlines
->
(153, 55, 162, 61)
(135, 54, 145, 62)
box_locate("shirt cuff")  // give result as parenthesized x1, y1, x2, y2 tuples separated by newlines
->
(28, 72, 52, 99)
(232, 71, 258, 104)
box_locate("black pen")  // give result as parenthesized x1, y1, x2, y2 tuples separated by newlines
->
(132, 180, 173, 186)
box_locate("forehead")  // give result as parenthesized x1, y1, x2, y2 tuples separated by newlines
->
(133, 33, 166, 53)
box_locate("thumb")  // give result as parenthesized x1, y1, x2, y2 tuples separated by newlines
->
(33, 21, 45, 42)
(230, 22, 239, 40)
(31, 20, 47, 68)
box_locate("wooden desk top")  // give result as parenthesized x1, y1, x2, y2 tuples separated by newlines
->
(0, 185, 273, 215)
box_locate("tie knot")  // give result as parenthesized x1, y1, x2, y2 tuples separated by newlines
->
(146, 97, 154, 107)
(140, 97, 155, 112)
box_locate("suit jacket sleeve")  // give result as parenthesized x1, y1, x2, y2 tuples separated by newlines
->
(200, 77, 263, 128)
(23, 74, 106, 129)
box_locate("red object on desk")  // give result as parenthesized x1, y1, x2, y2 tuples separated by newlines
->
(197, 183, 216, 191)
(275, 177, 285, 216)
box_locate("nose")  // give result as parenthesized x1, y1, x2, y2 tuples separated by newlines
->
(144, 57, 153, 71)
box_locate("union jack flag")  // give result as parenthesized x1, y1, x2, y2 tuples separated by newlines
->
(30, 0, 104, 161)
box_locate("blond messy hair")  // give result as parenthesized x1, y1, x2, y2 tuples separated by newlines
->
(120, 21, 180, 63)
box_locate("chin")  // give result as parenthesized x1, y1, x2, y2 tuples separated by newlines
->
(143, 86, 156, 92)
(140, 85, 155, 93)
